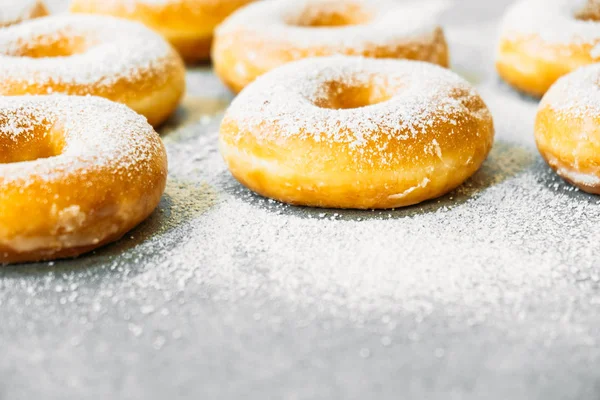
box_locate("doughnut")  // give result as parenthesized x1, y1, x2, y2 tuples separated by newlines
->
(70, 0, 256, 63)
(213, 0, 450, 93)
(0, 14, 186, 127)
(497, 0, 600, 97)
(219, 56, 494, 209)
(0, 0, 48, 27)
(0, 96, 168, 264)
(535, 63, 600, 194)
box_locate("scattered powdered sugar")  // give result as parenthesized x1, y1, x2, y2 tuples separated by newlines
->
(0, 0, 44, 26)
(0, 14, 174, 90)
(499, 0, 600, 55)
(217, 0, 448, 51)
(1, 3, 600, 396)
(224, 56, 491, 164)
(0, 95, 164, 185)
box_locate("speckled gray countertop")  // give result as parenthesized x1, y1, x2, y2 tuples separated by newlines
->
(2, 1, 599, 399)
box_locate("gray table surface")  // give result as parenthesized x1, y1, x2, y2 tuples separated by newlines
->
(2, 1, 600, 399)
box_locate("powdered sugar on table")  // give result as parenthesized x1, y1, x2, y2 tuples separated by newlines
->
(0, 1, 599, 399)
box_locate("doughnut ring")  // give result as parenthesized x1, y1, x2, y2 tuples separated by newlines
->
(0, 15, 186, 127)
(213, 0, 449, 93)
(497, 0, 600, 97)
(0, 96, 168, 264)
(535, 63, 600, 194)
(219, 56, 494, 209)
(0, 0, 48, 27)
(70, 0, 256, 63)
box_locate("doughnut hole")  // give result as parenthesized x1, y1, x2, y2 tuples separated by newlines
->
(312, 78, 397, 110)
(288, 2, 372, 27)
(6, 34, 89, 58)
(0, 116, 64, 163)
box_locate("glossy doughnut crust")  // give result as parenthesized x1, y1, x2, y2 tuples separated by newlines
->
(0, 96, 168, 264)
(0, 15, 186, 127)
(0, 0, 48, 27)
(219, 56, 494, 209)
(497, 0, 600, 97)
(213, 0, 449, 93)
(70, 0, 256, 63)
(535, 64, 600, 194)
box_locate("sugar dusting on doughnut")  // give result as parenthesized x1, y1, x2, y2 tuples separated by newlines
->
(0, 14, 186, 126)
(217, 0, 448, 51)
(541, 63, 600, 118)
(221, 55, 493, 209)
(0, 14, 173, 88)
(536, 63, 600, 190)
(500, 0, 600, 51)
(227, 56, 491, 166)
(0, 95, 163, 185)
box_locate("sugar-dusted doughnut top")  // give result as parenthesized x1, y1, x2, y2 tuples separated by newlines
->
(500, 0, 600, 54)
(224, 56, 492, 168)
(0, 95, 165, 186)
(0, 14, 175, 95)
(217, 0, 446, 52)
(541, 62, 600, 118)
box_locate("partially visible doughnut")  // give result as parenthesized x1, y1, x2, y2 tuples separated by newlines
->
(535, 63, 600, 194)
(0, 96, 167, 264)
(213, 0, 449, 93)
(0, 0, 48, 27)
(220, 56, 494, 209)
(497, 0, 600, 97)
(70, 0, 256, 63)
(0, 15, 185, 126)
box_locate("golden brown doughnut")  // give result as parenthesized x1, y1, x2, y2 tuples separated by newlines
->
(535, 63, 600, 193)
(70, 0, 256, 63)
(0, 14, 185, 127)
(0, 0, 48, 27)
(213, 0, 449, 93)
(497, 0, 600, 97)
(0, 96, 167, 264)
(220, 56, 494, 209)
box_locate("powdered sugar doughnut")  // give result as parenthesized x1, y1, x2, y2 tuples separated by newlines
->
(0, 14, 185, 126)
(535, 63, 600, 193)
(213, 0, 449, 93)
(0, 96, 167, 264)
(70, 0, 256, 63)
(220, 56, 494, 209)
(497, 0, 600, 97)
(0, 0, 48, 27)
